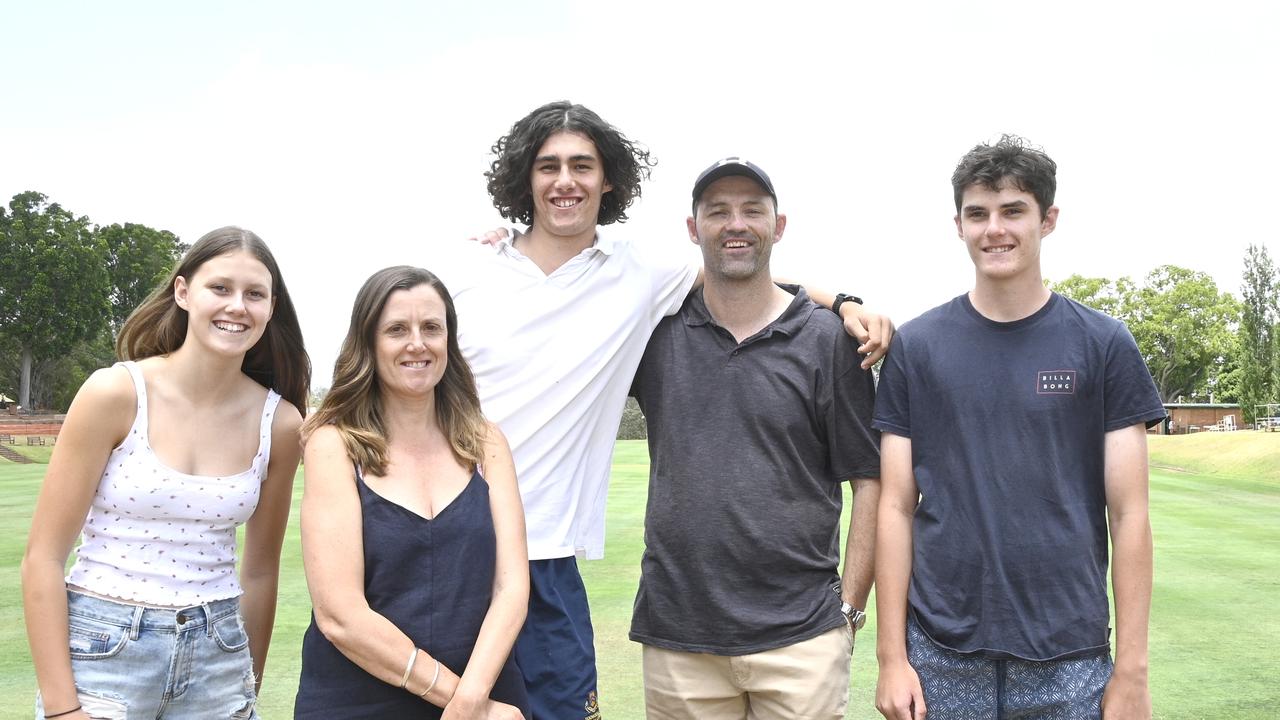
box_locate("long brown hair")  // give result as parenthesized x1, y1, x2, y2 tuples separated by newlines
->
(301, 266, 485, 475)
(115, 226, 311, 415)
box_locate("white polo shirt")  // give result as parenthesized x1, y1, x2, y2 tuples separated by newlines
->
(435, 230, 698, 560)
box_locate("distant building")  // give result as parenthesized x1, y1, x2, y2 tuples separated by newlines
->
(1157, 403, 1241, 434)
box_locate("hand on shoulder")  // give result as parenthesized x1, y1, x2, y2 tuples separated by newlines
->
(467, 227, 512, 246)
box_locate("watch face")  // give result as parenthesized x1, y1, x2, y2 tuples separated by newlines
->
(841, 603, 867, 630)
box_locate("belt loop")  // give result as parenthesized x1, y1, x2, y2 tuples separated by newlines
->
(204, 602, 214, 637)
(129, 605, 144, 641)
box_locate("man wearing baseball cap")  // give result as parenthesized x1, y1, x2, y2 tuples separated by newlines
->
(450, 103, 893, 717)
(628, 157, 881, 719)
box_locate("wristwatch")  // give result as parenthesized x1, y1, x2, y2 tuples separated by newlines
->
(840, 601, 867, 631)
(832, 293, 864, 316)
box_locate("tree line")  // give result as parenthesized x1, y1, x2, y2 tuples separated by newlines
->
(1051, 244, 1279, 423)
(0, 191, 186, 411)
(4, 191, 1277, 423)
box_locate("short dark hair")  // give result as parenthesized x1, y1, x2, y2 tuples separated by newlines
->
(485, 101, 655, 226)
(952, 134, 1057, 219)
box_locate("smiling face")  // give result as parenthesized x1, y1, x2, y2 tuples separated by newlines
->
(174, 249, 274, 358)
(528, 131, 613, 244)
(688, 175, 786, 282)
(374, 283, 449, 400)
(955, 180, 1058, 286)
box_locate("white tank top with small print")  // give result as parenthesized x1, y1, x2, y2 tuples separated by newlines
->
(65, 361, 281, 606)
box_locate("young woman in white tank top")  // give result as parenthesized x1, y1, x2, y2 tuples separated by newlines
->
(21, 227, 310, 720)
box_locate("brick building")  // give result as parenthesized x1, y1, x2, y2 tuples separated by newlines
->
(1157, 403, 1241, 435)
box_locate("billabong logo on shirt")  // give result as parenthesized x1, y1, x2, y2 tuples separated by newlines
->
(1037, 370, 1077, 394)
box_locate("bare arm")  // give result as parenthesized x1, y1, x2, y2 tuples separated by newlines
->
(442, 425, 529, 720)
(467, 227, 894, 363)
(1100, 424, 1153, 720)
(238, 400, 303, 693)
(777, 280, 895, 368)
(301, 426, 463, 707)
(466, 229, 898, 365)
(874, 433, 926, 720)
(21, 367, 134, 719)
(840, 477, 879, 612)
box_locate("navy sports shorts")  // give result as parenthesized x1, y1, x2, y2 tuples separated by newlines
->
(514, 557, 600, 720)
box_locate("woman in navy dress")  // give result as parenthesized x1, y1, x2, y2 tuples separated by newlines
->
(295, 266, 528, 719)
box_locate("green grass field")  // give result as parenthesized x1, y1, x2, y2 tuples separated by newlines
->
(2, 435, 1278, 718)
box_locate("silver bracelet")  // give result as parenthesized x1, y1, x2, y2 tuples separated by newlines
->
(399, 647, 419, 689)
(417, 657, 441, 699)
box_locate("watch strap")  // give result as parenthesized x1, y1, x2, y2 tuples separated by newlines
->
(832, 293, 864, 315)
(840, 601, 867, 631)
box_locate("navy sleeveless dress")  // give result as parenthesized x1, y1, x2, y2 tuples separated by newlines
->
(295, 467, 529, 718)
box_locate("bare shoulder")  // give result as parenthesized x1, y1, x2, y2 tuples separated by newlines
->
(271, 399, 304, 436)
(482, 420, 510, 452)
(301, 425, 358, 502)
(73, 365, 138, 428)
(479, 421, 515, 487)
(304, 423, 347, 458)
(78, 363, 136, 404)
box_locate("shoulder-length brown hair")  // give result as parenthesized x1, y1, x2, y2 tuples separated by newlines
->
(115, 226, 310, 415)
(302, 266, 485, 475)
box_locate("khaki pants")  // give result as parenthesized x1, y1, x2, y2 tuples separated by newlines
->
(642, 625, 853, 720)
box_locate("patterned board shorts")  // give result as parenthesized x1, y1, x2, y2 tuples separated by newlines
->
(906, 614, 1113, 720)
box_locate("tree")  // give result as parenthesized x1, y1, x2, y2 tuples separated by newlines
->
(308, 386, 329, 413)
(96, 222, 186, 329)
(618, 397, 648, 440)
(0, 341, 18, 406)
(1053, 267, 1240, 403)
(1048, 274, 1133, 319)
(1126, 266, 1239, 403)
(1206, 332, 1243, 404)
(0, 192, 111, 409)
(1237, 243, 1279, 423)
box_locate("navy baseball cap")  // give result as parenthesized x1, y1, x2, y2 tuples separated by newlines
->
(691, 157, 777, 213)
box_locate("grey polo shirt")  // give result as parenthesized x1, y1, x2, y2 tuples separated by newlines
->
(629, 286, 880, 655)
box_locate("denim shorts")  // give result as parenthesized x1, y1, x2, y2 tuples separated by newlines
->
(35, 590, 258, 720)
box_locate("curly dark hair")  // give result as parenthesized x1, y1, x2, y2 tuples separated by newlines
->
(486, 101, 655, 226)
(952, 134, 1057, 219)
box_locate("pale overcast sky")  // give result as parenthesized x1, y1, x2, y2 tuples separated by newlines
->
(3, 1, 1276, 386)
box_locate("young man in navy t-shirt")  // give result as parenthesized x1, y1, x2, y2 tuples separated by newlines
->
(872, 135, 1166, 720)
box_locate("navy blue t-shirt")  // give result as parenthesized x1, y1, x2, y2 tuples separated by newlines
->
(873, 293, 1165, 661)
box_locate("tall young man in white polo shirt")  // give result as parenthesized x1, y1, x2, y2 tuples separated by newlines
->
(437, 101, 892, 719)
